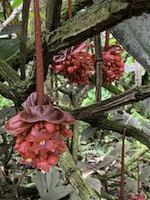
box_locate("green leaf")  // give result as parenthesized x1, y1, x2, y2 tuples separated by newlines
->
(96, 155, 116, 169)
(12, 0, 23, 8)
(86, 177, 102, 194)
(43, 185, 72, 200)
(112, 13, 150, 72)
(140, 166, 150, 182)
(141, 121, 150, 136)
(0, 39, 20, 60)
(81, 126, 99, 140)
(103, 83, 123, 95)
(69, 191, 81, 200)
(46, 167, 59, 191)
(126, 178, 138, 193)
(34, 172, 48, 198)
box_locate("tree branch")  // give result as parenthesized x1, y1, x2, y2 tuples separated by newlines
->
(20, 0, 31, 80)
(6, 0, 150, 71)
(46, 0, 150, 54)
(93, 117, 150, 148)
(46, 0, 62, 31)
(71, 86, 150, 120)
(69, 86, 150, 148)
(59, 147, 100, 200)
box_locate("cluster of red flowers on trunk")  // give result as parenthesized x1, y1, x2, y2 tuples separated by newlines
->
(52, 43, 95, 85)
(5, 92, 75, 172)
(52, 42, 124, 85)
(102, 45, 124, 84)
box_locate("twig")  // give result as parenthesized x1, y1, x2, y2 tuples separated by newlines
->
(104, 30, 110, 49)
(137, 160, 140, 194)
(120, 128, 126, 200)
(20, 0, 31, 80)
(94, 33, 103, 102)
(46, 0, 62, 31)
(68, 0, 73, 18)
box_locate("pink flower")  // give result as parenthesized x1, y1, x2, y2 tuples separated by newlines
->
(5, 92, 75, 172)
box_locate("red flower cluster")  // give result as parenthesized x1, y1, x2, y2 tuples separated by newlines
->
(52, 43, 124, 85)
(52, 43, 95, 85)
(5, 92, 75, 172)
(131, 193, 145, 200)
(102, 45, 124, 84)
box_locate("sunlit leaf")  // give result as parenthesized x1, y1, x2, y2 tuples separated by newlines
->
(12, 0, 23, 8)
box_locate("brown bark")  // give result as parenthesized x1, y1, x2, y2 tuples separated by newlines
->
(6, 0, 150, 71)
(71, 86, 150, 120)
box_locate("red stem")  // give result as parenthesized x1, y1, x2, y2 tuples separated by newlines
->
(120, 128, 126, 200)
(104, 30, 110, 49)
(137, 160, 140, 194)
(34, 0, 44, 105)
(68, 0, 72, 19)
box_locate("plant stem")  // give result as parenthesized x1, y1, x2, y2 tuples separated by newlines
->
(34, 0, 44, 105)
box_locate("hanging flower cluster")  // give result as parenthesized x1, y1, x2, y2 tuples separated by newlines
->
(52, 43, 124, 85)
(131, 193, 146, 200)
(5, 92, 75, 172)
(102, 45, 124, 84)
(52, 42, 95, 85)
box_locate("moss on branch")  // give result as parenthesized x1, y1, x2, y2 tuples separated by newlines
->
(59, 147, 100, 200)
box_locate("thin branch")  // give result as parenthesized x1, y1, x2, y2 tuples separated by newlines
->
(92, 117, 150, 149)
(94, 33, 103, 102)
(71, 86, 150, 120)
(20, 0, 31, 80)
(46, 0, 62, 31)
(120, 128, 126, 200)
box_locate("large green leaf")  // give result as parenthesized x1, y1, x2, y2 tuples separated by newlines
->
(45, 167, 59, 191)
(112, 13, 150, 72)
(43, 185, 72, 200)
(34, 171, 48, 198)
(0, 38, 20, 60)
